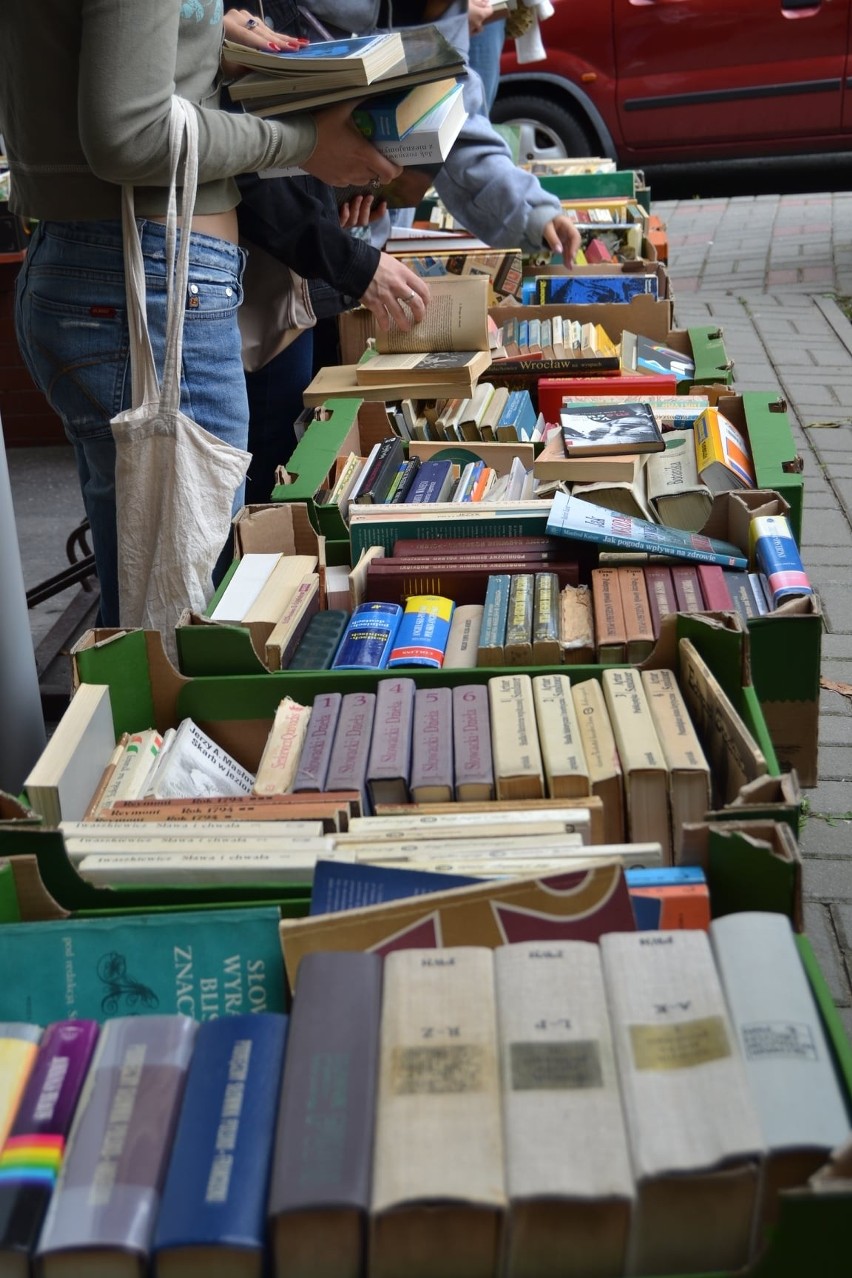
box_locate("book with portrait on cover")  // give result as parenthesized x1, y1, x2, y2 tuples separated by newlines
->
(560, 401, 665, 457)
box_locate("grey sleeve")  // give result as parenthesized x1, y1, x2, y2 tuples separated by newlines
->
(76, 0, 316, 188)
(433, 67, 562, 255)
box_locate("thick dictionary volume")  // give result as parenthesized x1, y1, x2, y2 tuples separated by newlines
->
(152, 1014, 289, 1278)
(410, 687, 454, 803)
(268, 952, 383, 1278)
(546, 491, 748, 569)
(331, 602, 403, 669)
(0, 1021, 99, 1272)
(36, 1016, 198, 1278)
(387, 595, 454, 668)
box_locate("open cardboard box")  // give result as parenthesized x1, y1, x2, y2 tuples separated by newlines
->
(174, 502, 326, 679)
(522, 259, 674, 306)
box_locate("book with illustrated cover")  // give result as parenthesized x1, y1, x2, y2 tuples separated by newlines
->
(560, 401, 665, 457)
(533, 273, 658, 304)
(223, 31, 405, 87)
(546, 491, 749, 569)
(351, 76, 459, 140)
(621, 331, 696, 381)
(694, 405, 756, 492)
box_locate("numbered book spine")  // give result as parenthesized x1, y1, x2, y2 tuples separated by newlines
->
(292, 692, 342, 792)
(570, 678, 624, 844)
(591, 567, 627, 663)
(325, 692, 377, 815)
(452, 684, 495, 801)
(602, 668, 671, 860)
(410, 686, 454, 803)
(532, 674, 591, 800)
(366, 678, 416, 808)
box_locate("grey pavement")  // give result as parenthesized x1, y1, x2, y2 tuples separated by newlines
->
(656, 189, 852, 1038)
(4, 190, 852, 1032)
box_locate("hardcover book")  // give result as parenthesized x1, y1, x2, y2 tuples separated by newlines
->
(645, 429, 714, 532)
(641, 668, 712, 855)
(365, 677, 416, 808)
(369, 948, 506, 1278)
(387, 594, 454, 668)
(331, 603, 403, 670)
(0, 1020, 100, 1277)
(0, 907, 288, 1023)
(403, 457, 456, 504)
(36, 1015, 198, 1278)
(602, 668, 671, 860)
(452, 684, 495, 801)
(600, 930, 764, 1276)
(546, 492, 749, 570)
(560, 402, 665, 457)
(268, 952, 383, 1278)
(531, 674, 591, 800)
(488, 675, 545, 802)
(442, 603, 484, 668)
(694, 406, 756, 493)
(0, 1025, 43, 1151)
(325, 692, 378, 816)
(494, 942, 634, 1278)
(534, 273, 658, 304)
(591, 567, 627, 664)
(23, 683, 116, 826)
(570, 678, 624, 844)
(409, 686, 454, 803)
(252, 696, 312, 796)
(152, 1013, 289, 1278)
(292, 692, 342, 792)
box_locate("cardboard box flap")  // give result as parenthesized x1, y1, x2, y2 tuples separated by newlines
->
(175, 610, 268, 678)
(678, 819, 802, 930)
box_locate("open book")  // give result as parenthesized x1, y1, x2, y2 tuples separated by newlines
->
(355, 275, 492, 390)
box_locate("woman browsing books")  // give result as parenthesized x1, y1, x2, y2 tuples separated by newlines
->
(0, 0, 406, 627)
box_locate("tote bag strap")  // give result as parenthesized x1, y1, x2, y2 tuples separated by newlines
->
(119, 96, 199, 411)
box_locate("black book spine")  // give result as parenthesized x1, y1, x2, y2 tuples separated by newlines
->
(354, 436, 406, 505)
(390, 455, 422, 503)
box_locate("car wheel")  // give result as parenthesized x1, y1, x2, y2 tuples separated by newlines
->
(491, 94, 592, 163)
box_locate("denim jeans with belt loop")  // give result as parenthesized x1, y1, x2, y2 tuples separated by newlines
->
(15, 218, 248, 628)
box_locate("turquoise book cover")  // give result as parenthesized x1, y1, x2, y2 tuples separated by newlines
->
(0, 907, 286, 1024)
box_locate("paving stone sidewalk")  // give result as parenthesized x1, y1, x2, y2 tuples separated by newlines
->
(657, 192, 852, 1032)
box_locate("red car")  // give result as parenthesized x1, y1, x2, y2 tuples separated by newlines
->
(495, 0, 852, 165)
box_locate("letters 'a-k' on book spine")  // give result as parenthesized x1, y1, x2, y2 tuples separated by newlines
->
(152, 1013, 289, 1277)
(599, 930, 764, 1277)
(0, 1020, 100, 1270)
(369, 947, 506, 1278)
(268, 952, 383, 1278)
(36, 1015, 198, 1278)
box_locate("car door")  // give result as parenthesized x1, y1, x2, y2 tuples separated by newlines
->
(614, 0, 848, 154)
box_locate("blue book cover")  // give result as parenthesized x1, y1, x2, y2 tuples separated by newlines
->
(310, 860, 480, 915)
(153, 1013, 288, 1257)
(387, 595, 454, 668)
(497, 388, 537, 441)
(403, 458, 455, 504)
(331, 601, 403, 670)
(547, 492, 748, 569)
(624, 866, 707, 888)
(537, 274, 658, 304)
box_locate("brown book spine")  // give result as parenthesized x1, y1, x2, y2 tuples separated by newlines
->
(616, 566, 656, 663)
(696, 563, 735, 612)
(671, 565, 705, 613)
(643, 566, 677, 639)
(591, 567, 627, 663)
(391, 536, 558, 559)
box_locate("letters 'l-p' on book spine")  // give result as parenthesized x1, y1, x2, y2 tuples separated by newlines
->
(600, 930, 764, 1277)
(0, 1020, 99, 1268)
(494, 942, 634, 1278)
(370, 947, 506, 1278)
(153, 1013, 288, 1278)
(268, 952, 383, 1278)
(36, 1016, 198, 1278)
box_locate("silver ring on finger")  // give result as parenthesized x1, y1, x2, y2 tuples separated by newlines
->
(246, 16, 259, 29)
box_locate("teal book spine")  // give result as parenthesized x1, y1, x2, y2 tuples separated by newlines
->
(0, 907, 287, 1024)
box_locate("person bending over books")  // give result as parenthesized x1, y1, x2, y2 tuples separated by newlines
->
(0, 0, 406, 628)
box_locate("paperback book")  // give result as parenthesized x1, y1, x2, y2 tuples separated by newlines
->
(560, 401, 665, 457)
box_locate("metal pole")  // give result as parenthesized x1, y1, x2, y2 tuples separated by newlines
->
(0, 411, 46, 792)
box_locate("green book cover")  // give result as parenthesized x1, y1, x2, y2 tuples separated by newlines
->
(0, 906, 285, 1024)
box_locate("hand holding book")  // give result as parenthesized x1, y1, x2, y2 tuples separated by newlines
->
(302, 100, 403, 188)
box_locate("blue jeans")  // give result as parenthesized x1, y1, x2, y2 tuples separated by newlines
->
(14, 219, 248, 627)
(468, 19, 506, 115)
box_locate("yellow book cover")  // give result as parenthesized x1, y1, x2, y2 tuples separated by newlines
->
(694, 406, 756, 493)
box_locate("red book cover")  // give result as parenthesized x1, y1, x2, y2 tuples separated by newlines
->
(538, 374, 678, 425)
(696, 563, 735, 612)
(671, 564, 705, 613)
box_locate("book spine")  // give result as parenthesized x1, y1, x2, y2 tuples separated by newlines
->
(504, 573, 534, 665)
(153, 1013, 288, 1257)
(591, 567, 627, 663)
(602, 668, 670, 857)
(570, 678, 625, 844)
(287, 610, 350, 671)
(532, 673, 591, 800)
(253, 698, 313, 796)
(352, 436, 406, 505)
(409, 686, 454, 803)
(325, 692, 377, 814)
(723, 570, 761, 622)
(452, 684, 495, 801)
(642, 566, 677, 638)
(696, 563, 735, 612)
(36, 1016, 197, 1260)
(0, 1020, 100, 1256)
(531, 571, 560, 664)
(671, 565, 705, 613)
(750, 513, 813, 605)
(558, 583, 595, 663)
(365, 678, 416, 807)
(488, 674, 545, 801)
(331, 602, 403, 669)
(292, 692, 342, 792)
(617, 566, 655, 662)
(387, 595, 454, 668)
(268, 951, 382, 1260)
(389, 456, 422, 503)
(478, 573, 511, 666)
(442, 603, 484, 669)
